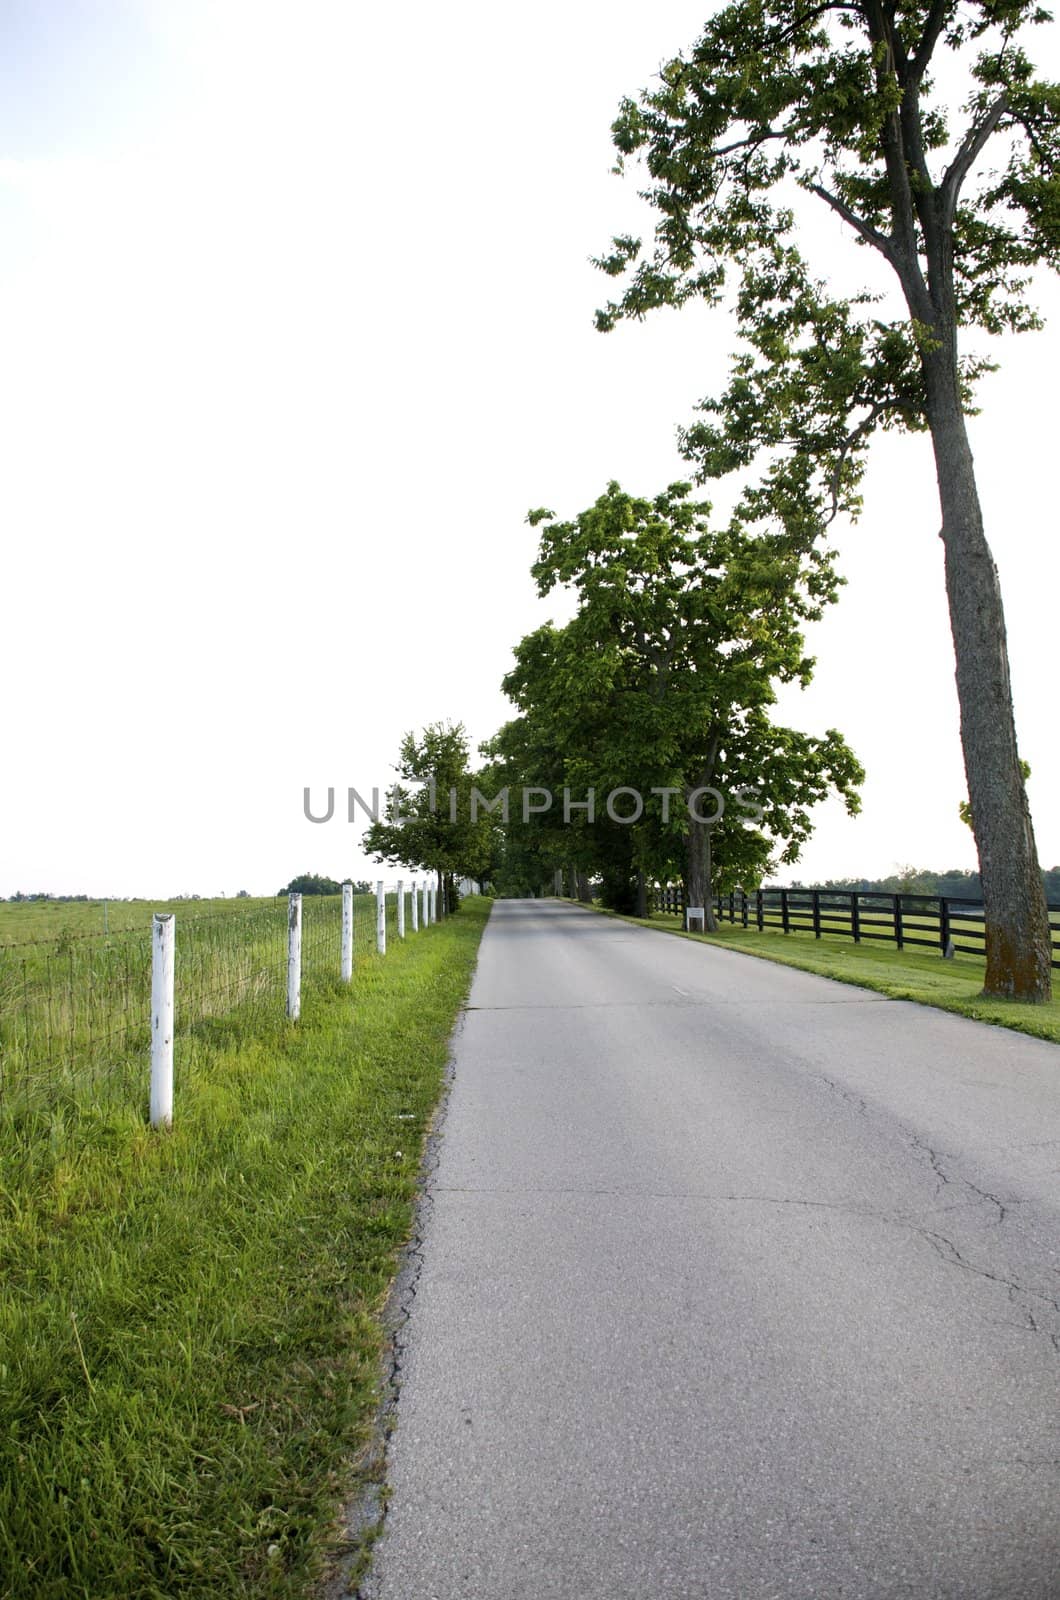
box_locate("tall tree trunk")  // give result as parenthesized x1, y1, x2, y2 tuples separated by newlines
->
(635, 869, 648, 919)
(924, 354, 1051, 999)
(576, 871, 592, 903)
(685, 817, 717, 932)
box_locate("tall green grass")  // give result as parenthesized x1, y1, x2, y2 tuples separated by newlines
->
(0, 897, 490, 1600)
(0, 896, 379, 1139)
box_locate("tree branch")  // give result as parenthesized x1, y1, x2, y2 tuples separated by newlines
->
(712, 126, 796, 158)
(807, 182, 898, 265)
(941, 92, 1009, 222)
(862, 0, 932, 308)
(910, 0, 949, 83)
(823, 401, 912, 521)
(771, 2, 862, 49)
(896, 72, 942, 281)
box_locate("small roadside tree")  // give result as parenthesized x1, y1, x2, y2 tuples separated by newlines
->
(363, 723, 497, 910)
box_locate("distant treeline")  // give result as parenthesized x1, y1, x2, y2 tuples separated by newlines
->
(2, 892, 247, 904)
(277, 875, 372, 897)
(787, 867, 1060, 902)
(4, 893, 97, 903)
(2, 882, 375, 904)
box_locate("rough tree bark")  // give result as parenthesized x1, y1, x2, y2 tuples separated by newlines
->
(865, 6, 1051, 1000)
(923, 351, 1052, 996)
(685, 815, 718, 933)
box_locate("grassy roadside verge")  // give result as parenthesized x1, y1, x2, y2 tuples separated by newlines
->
(585, 903, 1060, 1045)
(0, 897, 490, 1600)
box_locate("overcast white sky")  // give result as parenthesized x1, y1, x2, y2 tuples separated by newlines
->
(1, 0, 1057, 898)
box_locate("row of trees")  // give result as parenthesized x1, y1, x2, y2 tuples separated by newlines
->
(802, 866, 1060, 902)
(589, 0, 1058, 997)
(4, 893, 96, 903)
(363, 2, 1058, 998)
(361, 475, 863, 927)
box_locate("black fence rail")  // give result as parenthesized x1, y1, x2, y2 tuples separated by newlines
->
(648, 884, 1060, 968)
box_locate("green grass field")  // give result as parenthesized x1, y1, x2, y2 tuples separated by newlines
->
(0, 895, 387, 1141)
(594, 906, 1060, 1044)
(0, 896, 490, 1599)
(0, 897, 287, 946)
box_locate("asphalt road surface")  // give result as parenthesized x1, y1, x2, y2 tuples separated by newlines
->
(361, 899, 1060, 1600)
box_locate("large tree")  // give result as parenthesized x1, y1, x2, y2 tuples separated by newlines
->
(479, 714, 582, 898)
(503, 481, 863, 927)
(595, 1, 1058, 997)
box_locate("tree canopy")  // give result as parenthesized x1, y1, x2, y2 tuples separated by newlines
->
(362, 723, 499, 905)
(492, 480, 862, 923)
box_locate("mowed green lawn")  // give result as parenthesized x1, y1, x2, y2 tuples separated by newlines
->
(595, 907, 1060, 1044)
(0, 897, 491, 1600)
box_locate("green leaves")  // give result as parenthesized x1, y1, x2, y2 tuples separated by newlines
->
(495, 480, 862, 896)
(362, 723, 498, 880)
(595, 0, 1060, 516)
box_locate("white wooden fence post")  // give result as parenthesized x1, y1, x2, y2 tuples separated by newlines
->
(397, 878, 405, 938)
(420, 880, 428, 927)
(150, 913, 175, 1128)
(429, 883, 436, 925)
(439, 876, 446, 920)
(341, 880, 354, 981)
(376, 881, 386, 955)
(287, 893, 303, 1019)
(411, 878, 419, 932)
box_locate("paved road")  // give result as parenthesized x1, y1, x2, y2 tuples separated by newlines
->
(361, 900, 1060, 1600)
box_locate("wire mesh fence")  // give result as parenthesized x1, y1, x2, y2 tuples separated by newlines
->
(0, 886, 430, 1168)
(0, 922, 154, 1121)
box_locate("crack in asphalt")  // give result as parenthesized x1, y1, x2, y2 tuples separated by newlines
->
(911, 1226, 1060, 1352)
(430, 1181, 1060, 1355)
(818, 1072, 1017, 1223)
(810, 1070, 1060, 1347)
(338, 926, 1060, 1596)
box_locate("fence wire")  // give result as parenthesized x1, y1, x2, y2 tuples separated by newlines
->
(0, 925, 153, 1120)
(0, 891, 409, 1167)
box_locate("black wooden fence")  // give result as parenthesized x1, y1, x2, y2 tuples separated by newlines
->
(648, 884, 1060, 969)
